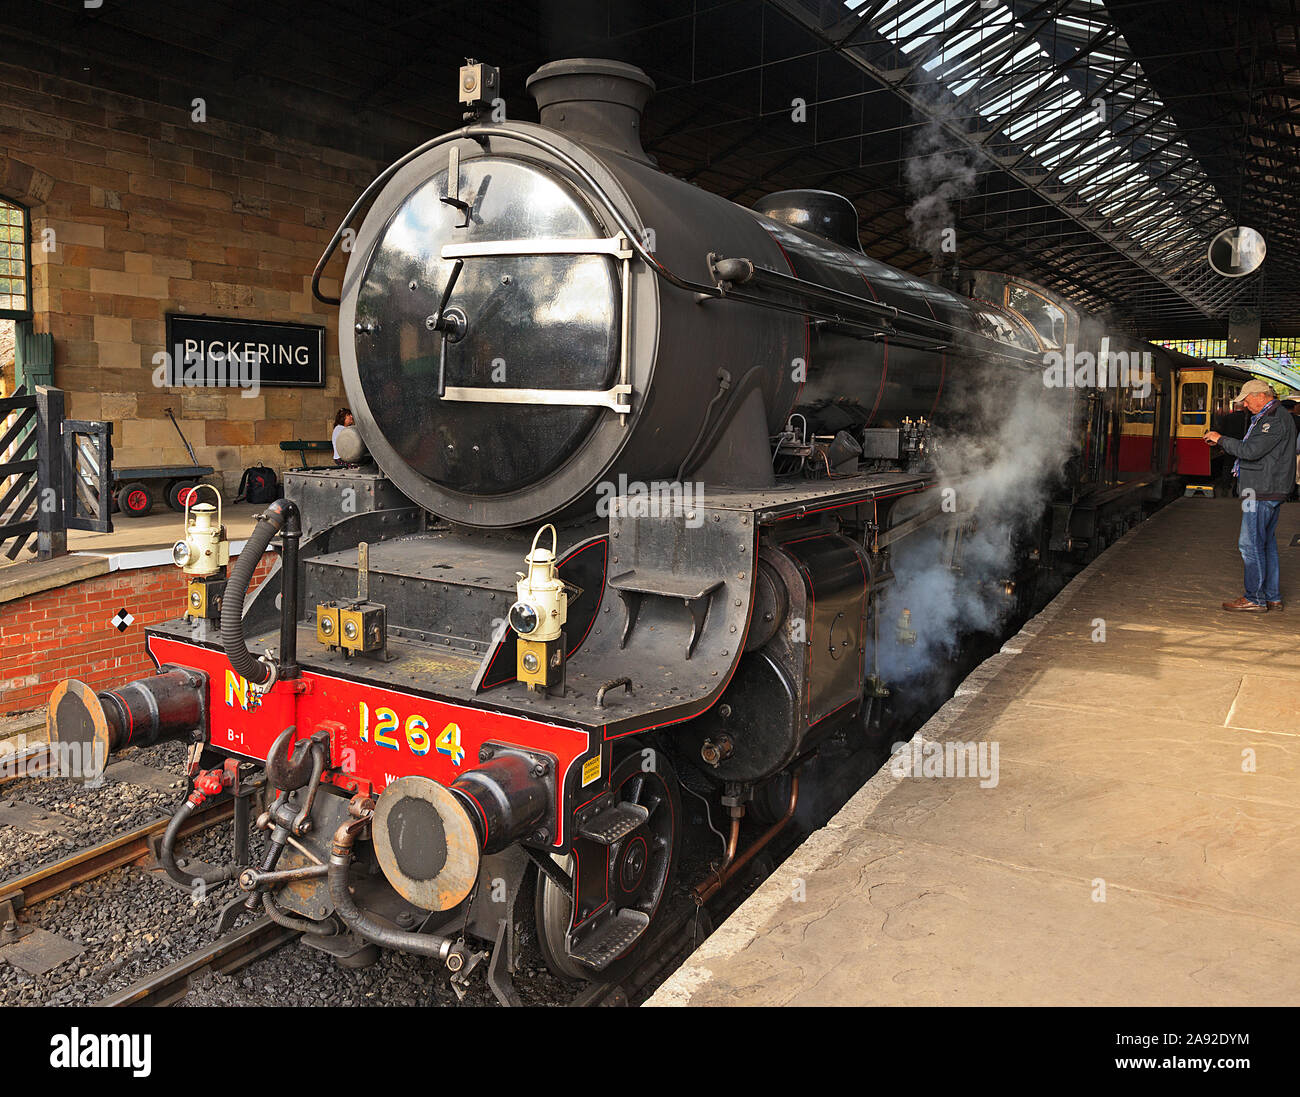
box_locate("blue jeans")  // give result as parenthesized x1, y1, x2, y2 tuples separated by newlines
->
(1238, 499, 1283, 604)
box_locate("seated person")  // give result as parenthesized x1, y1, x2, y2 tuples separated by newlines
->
(332, 408, 354, 465)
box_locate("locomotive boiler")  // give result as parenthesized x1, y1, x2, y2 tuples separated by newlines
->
(48, 58, 1160, 1001)
(333, 58, 1029, 528)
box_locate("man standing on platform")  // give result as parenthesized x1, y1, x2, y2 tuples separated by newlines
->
(1204, 379, 1297, 612)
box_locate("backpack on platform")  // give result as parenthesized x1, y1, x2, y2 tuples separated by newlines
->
(236, 465, 279, 504)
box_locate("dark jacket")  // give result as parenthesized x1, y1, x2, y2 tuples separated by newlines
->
(1218, 401, 1298, 501)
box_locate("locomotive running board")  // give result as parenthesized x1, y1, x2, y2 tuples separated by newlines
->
(181, 474, 934, 742)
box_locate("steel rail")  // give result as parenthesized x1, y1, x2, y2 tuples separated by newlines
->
(0, 743, 55, 786)
(0, 799, 233, 909)
(99, 915, 299, 1007)
(0, 721, 48, 787)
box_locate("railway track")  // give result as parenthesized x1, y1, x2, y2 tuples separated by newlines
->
(99, 915, 300, 1007)
(95, 903, 688, 1008)
(0, 745, 55, 786)
(0, 723, 52, 787)
(63, 827, 762, 1008)
(0, 787, 705, 1008)
(1, 772, 793, 1007)
(0, 798, 234, 994)
(91, 866, 725, 1008)
(0, 799, 232, 912)
(0, 779, 301, 1006)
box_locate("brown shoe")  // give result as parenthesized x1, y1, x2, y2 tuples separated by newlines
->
(1223, 597, 1268, 612)
(1268, 601, 1283, 612)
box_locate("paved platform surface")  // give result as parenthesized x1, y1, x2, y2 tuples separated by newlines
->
(648, 498, 1300, 1006)
(17, 502, 262, 559)
(0, 503, 262, 604)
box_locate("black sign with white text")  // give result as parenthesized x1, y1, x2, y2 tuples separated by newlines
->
(162, 314, 325, 388)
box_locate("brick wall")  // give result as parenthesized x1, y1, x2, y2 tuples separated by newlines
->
(0, 550, 276, 715)
(0, 62, 384, 494)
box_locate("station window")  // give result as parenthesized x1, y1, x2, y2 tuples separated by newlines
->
(0, 199, 31, 319)
(1180, 382, 1208, 425)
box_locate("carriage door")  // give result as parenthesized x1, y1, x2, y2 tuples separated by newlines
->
(1153, 372, 1171, 473)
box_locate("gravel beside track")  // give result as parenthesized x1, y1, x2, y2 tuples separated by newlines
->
(1, 815, 249, 1005)
(178, 929, 573, 1007)
(0, 716, 898, 1006)
(0, 740, 575, 1006)
(0, 741, 189, 879)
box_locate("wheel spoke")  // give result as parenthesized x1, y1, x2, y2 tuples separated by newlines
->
(624, 774, 644, 806)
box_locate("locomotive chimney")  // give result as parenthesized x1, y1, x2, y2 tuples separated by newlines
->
(526, 58, 655, 164)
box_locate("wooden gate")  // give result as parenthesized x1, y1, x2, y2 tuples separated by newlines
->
(0, 385, 112, 561)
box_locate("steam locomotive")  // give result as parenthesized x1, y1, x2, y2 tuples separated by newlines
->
(47, 58, 1214, 1002)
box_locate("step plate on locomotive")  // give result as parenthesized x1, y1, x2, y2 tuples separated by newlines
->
(570, 909, 650, 970)
(577, 801, 648, 844)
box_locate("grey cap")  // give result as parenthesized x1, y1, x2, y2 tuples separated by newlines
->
(1234, 378, 1276, 404)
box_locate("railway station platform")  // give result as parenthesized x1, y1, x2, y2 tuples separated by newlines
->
(0, 504, 267, 717)
(0, 502, 263, 587)
(648, 497, 1300, 1007)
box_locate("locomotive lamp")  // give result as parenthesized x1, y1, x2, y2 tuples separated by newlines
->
(317, 542, 387, 659)
(316, 601, 340, 649)
(511, 524, 568, 694)
(458, 58, 501, 110)
(174, 486, 229, 621)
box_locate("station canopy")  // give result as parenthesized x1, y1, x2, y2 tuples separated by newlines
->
(10, 0, 1298, 340)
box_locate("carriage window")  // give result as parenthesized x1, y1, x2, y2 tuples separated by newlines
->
(1181, 382, 1208, 425)
(1004, 285, 1066, 349)
(1123, 389, 1155, 423)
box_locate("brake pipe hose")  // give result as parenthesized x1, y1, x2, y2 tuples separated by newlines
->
(219, 498, 301, 688)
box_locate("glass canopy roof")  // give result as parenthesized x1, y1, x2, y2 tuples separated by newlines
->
(775, 0, 1252, 321)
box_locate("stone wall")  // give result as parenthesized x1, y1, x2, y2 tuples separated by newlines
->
(0, 62, 384, 494)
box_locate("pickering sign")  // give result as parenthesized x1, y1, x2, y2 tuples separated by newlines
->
(49, 1028, 152, 1077)
(156, 314, 326, 393)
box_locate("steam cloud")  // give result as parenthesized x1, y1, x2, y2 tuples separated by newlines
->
(876, 366, 1074, 685)
(904, 84, 978, 261)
